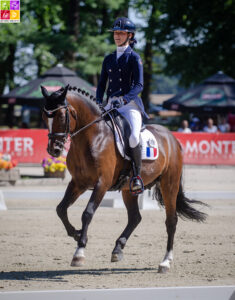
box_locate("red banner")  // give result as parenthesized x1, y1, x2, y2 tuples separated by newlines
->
(173, 132, 235, 165)
(0, 129, 235, 165)
(0, 129, 49, 164)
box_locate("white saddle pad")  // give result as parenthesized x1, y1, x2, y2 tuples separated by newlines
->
(115, 128, 159, 161)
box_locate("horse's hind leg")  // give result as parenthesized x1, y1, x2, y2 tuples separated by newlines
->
(111, 190, 142, 262)
(158, 172, 180, 273)
(56, 179, 86, 241)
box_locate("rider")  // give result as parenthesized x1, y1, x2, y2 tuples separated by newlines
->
(96, 17, 149, 194)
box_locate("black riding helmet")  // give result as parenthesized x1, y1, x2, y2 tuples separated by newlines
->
(109, 17, 137, 48)
(109, 17, 136, 33)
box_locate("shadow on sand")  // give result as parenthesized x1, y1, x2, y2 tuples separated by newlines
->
(0, 267, 156, 282)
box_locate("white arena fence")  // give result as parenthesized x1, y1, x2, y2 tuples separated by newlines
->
(0, 286, 235, 300)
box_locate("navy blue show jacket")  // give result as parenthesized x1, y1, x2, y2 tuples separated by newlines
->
(96, 46, 149, 119)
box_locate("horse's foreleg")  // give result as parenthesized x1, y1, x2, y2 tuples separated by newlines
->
(71, 180, 107, 267)
(111, 190, 142, 262)
(158, 173, 179, 273)
(56, 180, 86, 241)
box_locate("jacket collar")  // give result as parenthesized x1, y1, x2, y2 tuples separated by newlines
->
(123, 45, 132, 54)
(113, 45, 132, 56)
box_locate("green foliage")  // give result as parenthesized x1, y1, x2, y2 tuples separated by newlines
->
(157, 0, 235, 86)
(0, 0, 234, 99)
(0, 0, 131, 93)
(75, 34, 115, 76)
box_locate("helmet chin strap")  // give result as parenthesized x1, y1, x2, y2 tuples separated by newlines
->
(119, 32, 132, 47)
(119, 37, 129, 46)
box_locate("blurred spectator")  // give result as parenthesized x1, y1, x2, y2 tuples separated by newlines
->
(21, 106, 30, 128)
(189, 116, 201, 131)
(228, 113, 235, 132)
(178, 120, 192, 133)
(203, 118, 218, 133)
(218, 117, 230, 133)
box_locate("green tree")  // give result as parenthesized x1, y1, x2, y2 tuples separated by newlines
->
(0, 0, 130, 94)
(131, 1, 164, 111)
(73, 0, 130, 85)
(157, 0, 235, 86)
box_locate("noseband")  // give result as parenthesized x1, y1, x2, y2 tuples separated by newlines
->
(43, 99, 71, 146)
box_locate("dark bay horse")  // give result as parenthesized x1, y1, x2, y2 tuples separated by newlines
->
(41, 85, 207, 273)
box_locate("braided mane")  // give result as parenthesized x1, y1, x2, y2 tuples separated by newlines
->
(68, 85, 101, 114)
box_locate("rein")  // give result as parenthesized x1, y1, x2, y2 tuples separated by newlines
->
(70, 108, 115, 138)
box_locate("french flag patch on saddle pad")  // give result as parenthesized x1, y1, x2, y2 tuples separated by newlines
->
(146, 146, 158, 158)
(140, 129, 159, 160)
(114, 127, 159, 161)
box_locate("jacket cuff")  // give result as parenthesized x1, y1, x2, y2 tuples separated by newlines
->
(123, 95, 131, 103)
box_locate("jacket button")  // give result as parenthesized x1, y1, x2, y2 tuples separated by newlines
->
(109, 89, 112, 92)
(119, 69, 121, 72)
(109, 69, 112, 72)
(119, 78, 122, 81)
(110, 79, 112, 82)
(120, 88, 122, 91)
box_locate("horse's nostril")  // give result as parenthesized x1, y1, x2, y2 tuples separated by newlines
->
(54, 149, 61, 157)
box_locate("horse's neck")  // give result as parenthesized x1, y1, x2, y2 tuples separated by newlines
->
(74, 98, 100, 129)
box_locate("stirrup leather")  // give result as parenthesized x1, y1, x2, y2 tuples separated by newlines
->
(129, 175, 144, 195)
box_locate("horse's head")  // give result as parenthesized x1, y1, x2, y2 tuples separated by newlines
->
(41, 85, 70, 157)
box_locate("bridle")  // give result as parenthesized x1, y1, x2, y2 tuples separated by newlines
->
(43, 99, 71, 143)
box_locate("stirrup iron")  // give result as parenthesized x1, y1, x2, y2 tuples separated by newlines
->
(129, 175, 144, 195)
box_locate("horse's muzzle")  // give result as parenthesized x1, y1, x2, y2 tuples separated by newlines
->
(47, 139, 64, 157)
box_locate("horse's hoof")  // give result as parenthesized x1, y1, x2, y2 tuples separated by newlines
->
(111, 252, 123, 262)
(71, 256, 85, 267)
(158, 264, 170, 273)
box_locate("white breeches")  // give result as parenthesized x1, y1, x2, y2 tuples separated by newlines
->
(105, 100, 142, 148)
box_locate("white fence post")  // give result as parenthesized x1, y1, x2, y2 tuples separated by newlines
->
(0, 190, 7, 211)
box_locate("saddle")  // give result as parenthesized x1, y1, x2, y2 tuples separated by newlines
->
(104, 109, 159, 191)
(104, 109, 159, 161)
(105, 109, 132, 159)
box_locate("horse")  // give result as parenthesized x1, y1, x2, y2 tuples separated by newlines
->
(41, 85, 207, 273)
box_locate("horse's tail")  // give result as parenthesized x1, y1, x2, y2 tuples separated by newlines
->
(154, 177, 208, 222)
(175, 177, 208, 222)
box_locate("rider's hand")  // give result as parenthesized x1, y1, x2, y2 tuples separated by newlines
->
(111, 100, 121, 108)
(96, 98, 102, 105)
(111, 97, 126, 109)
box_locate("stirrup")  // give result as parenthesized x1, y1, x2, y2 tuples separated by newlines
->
(129, 175, 144, 195)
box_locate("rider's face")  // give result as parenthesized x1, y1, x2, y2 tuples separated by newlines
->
(114, 31, 131, 47)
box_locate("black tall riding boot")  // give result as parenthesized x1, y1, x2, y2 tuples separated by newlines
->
(129, 144, 144, 193)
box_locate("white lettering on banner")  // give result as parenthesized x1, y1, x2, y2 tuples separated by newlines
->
(230, 141, 235, 152)
(211, 141, 222, 154)
(0, 137, 34, 154)
(185, 141, 198, 154)
(15, 138, 22, 151)
(184, 140, 235, 156)
(24, 138, 33, 151)
(199, 141, 210, 154)
(222, 141, 231, 154)
(3, 137, 13, 152)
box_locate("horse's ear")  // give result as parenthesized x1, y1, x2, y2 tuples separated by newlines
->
(41, 86, 49, 99)
(61, 84, 69, 99)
